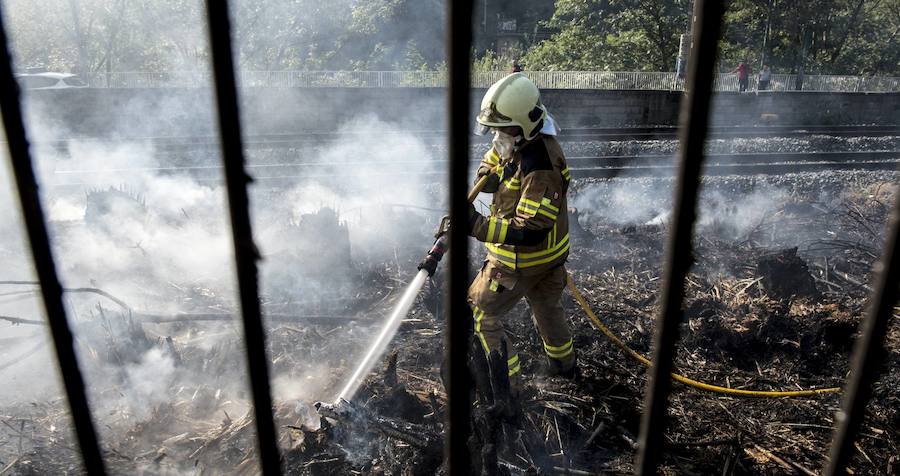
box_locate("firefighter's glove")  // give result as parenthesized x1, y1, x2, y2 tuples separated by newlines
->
(495, 161, 517, 183)
(477, 167, 500, 190)
(467, 203, 481, 237)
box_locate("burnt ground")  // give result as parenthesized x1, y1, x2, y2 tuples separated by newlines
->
(1, 171, 898, 475)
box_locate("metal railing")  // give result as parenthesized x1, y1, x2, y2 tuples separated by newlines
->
(78, 70, 900, 92)
(1, 0, 898, 474)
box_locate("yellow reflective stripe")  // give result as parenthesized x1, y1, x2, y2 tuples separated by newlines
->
(485, 243, 517, 269)
(473, 307, 489, 352)
(508, 362, 521, 376)
(540, 197, 560, 213)
(545, 339, 574, 359)
(518, 234, 570, 268)
(486, 233, 571, 270)
(520, 242, 570, 268)
(508, 353, 521, 376)
(543, 339, 573, 353)
(520, 198, 541, 208)
(485, 243, 516, 258)
(516, 198, 540, 217)
(486, 150, 500, 165)
(486, 217, 509, 243)
(536, 208, 557, 220)
(517, 202, 539, 213)
(505, 178, 521, 190)
(498, 219, 508, 243)
(561, 167, 571, 180)
(519, 233, 569, 260)
(536, 197, 559, 220)
(547, 346, 574, 359)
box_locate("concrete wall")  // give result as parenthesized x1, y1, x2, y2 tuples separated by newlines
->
(21, 87, 899, 138)
(709, 91, 900, 126)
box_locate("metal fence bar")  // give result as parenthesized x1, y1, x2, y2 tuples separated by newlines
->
(0, 5, 107, 475)
(203, 1, 281, 474)
(634, 0, 724, 473)
(446, 0, 473, 474)
(824, 190, 900, 474)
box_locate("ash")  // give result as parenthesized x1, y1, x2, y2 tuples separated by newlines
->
(1, 170, 898, 475)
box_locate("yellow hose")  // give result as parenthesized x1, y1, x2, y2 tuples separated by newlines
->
(566, 274, 842, 397)
(466, 168, 838, 397)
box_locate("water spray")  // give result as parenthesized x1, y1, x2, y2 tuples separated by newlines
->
(334, 216, 449, 402)
(332, 174, 493, 403)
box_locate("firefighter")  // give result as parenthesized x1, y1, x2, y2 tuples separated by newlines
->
(466, 73, 575, 389)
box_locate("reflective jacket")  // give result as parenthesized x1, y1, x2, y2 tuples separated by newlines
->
(470, 134, 571, 276)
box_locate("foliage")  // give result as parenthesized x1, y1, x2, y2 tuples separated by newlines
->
(2, 0, 446, 73)
(526, 0, 900, 75)
(523, 0, 691, 71)
(1, 0, 897, 76)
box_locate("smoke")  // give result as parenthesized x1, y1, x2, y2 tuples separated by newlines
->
(0, 0, 450, 472)
(571, 177, 790, 240)
(122, 348, 177, 419)
(697, 187, 788, 239)
(0, 75, 447, 475)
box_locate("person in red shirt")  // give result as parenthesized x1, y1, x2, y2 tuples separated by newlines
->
(730, 61, 751, 92)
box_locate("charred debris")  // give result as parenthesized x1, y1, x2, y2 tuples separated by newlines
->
(0, 174, 898, 475)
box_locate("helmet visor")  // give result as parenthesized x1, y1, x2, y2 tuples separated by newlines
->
(473, 123, 490, 136)
(476, 104, 512, 128)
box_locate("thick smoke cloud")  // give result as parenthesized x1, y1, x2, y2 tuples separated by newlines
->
(0, 83, 445, 467)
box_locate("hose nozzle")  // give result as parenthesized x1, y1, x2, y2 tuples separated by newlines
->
(417, 234, 448, 277)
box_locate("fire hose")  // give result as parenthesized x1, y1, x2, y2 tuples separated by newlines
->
(425, 165, 841, 398)
(566, 274, 842, 397)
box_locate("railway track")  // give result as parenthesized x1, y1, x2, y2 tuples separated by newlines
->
(30, 124, 900, 152)
(49, 150, 899, 186)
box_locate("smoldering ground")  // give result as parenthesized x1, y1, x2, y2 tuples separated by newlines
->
(0, 84, 447, 472)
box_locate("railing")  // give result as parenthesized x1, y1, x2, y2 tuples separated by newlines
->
(78, 70, 900, 92)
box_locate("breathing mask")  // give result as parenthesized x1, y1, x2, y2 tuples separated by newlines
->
(491, 130, 522, 160)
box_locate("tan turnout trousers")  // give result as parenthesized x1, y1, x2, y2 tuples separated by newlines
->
(468, 261, 575, 385)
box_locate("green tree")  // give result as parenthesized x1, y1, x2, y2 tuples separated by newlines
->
(523, 0, 690, 71)
(525, 0, 900, 75)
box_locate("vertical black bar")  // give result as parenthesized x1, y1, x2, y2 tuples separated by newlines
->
(203, 1, 281, 474)
(0, 5, 106, 475)
(634, 0, 723, 474)
(447, 0, 473, 473)
(824, 191, 900, 475)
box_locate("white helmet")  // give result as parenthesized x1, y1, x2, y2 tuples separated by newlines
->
(476, 73, 547, 140)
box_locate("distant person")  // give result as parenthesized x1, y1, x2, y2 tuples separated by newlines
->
(758, 65, 772, 91)
(730, 61, 751, 92)
(511, 63, 523, 73)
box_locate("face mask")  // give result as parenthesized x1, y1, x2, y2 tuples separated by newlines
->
(492, 130, 521, 159)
